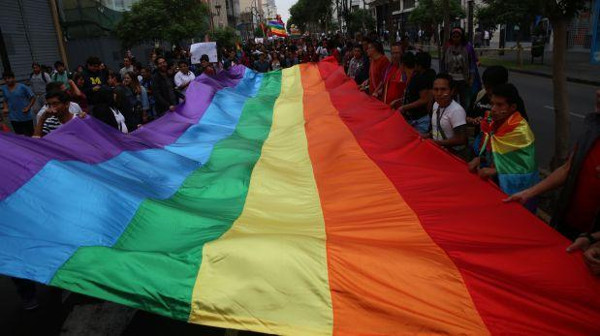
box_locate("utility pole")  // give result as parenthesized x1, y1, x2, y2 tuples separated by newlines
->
(49, 0, 69, 69)
(442, 0, 450, 43)
(0, 27, 11, 73)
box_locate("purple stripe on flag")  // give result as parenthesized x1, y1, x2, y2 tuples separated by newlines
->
(0, 66, 246, 201)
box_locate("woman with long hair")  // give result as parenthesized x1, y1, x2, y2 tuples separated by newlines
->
(122, 71, 149, 128)
(304, 44, 319, 63)
(270, 52, 282, 71)
(441, 27, 480, 109)
(92, 88, 129, 133)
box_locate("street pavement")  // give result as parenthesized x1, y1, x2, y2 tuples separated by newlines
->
(510, 71, 594, 168)
(428, 60, 595, 168)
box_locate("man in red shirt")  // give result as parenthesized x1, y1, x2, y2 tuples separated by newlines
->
(373, 43, 412, 109)
(360, 41, 389, 95)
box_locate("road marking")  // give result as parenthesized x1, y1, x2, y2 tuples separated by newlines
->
(543, 105, 586, 119)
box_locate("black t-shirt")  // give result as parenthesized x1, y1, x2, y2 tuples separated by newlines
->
(469, 93, 529, 121)
(404, 68, 436, 120)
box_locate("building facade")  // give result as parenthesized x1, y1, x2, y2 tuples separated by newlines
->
(0, 0, 63, 81)
(262, 0, 277, 20)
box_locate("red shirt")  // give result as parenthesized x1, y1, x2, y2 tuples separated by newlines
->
(565, 140, 600, 232)
(369, 55, 390, 95)
(383, 64, 408, 105)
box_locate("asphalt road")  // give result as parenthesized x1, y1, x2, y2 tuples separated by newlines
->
(509, 72, 595, 168)
(430, 61, 595, 168)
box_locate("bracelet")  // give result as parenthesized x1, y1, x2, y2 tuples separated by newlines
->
(579, 232, 597, 245)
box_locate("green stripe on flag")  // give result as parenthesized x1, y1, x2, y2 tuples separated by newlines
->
(493, 142, 537, 175)
(51, 71, 282, 320)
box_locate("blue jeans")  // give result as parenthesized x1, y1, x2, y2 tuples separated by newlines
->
(408, 115, 430, 134)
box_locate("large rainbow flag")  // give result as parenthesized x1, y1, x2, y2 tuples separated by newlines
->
(0, 60, 599, 335)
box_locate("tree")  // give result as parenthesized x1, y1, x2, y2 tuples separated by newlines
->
(346, 9, 375, 35)
(409, 0, 464, 62)
(289, 0, 333, 33)
(477, 0, 539, 67)
(543, 0, 587, 168)
(116, 0, 210, 47)
(254, 26, 265, 38)
(210, 27, 240, 57)
(410, 0, 464, 40)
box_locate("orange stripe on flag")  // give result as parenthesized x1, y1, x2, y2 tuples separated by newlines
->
(300, 63, 490, 335)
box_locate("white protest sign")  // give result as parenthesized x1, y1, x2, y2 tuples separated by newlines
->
(190, 42, 218, 64)
(254, 37, 264, 44)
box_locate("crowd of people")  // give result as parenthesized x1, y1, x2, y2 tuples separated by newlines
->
(1, 48, 219, 138)
(1, 26, 599, 302)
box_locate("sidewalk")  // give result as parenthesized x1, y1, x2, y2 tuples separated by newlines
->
(475, 47, 600, 86)
(387, 44, 600, 86)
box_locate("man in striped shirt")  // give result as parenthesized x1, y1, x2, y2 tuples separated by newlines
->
(33, 90, 84, 137)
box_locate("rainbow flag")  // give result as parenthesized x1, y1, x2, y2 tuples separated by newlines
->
(0, 61, 599, 335)
(267, 19, 287, 37)
(478, 111, 540, 195)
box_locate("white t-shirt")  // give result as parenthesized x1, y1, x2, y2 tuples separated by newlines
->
(316, 46, 329, 60)
(119, 66, 135, 78)
(174, 71, 196, 93)
(36, 101, 83, 124)
(431, 100, 466, 142)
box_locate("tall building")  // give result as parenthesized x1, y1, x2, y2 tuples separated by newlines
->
(204, 0, 239, 30)
(263, 0, 277, 20)
(238, 0, 264, 39)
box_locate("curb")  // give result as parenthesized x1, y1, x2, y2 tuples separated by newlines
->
(505, 68, 600, 87)
(430, 56, 600, 87)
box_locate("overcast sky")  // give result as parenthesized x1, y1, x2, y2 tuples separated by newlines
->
(276, 0, 295, 22)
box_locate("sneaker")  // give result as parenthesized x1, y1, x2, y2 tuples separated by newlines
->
(22, 297, 40, 310)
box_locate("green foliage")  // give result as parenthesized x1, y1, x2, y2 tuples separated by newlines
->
(254, 26, 265, 38)
(346, 9, 375, 35)
(289, 0, 333, 31)
(476, 0, 538, 30)
(210, 27, 240, 51)
(116, 0, 210, 47)
(543, 0, 587, 21)
(477, 0, 587, 28)
(409, 0, 464, 28)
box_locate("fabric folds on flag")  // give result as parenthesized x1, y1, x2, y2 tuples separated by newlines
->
(0, 60, 599, 335)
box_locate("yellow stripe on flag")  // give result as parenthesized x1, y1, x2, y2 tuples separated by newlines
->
(189, 67, 333, 335)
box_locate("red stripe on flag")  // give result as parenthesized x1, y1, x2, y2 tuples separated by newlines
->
(316, 59, 600, 335)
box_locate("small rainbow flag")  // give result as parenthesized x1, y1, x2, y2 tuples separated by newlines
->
(0, 60, 598, 335)
(478, 111, 540, 195)
(268, 19, 287, 37)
